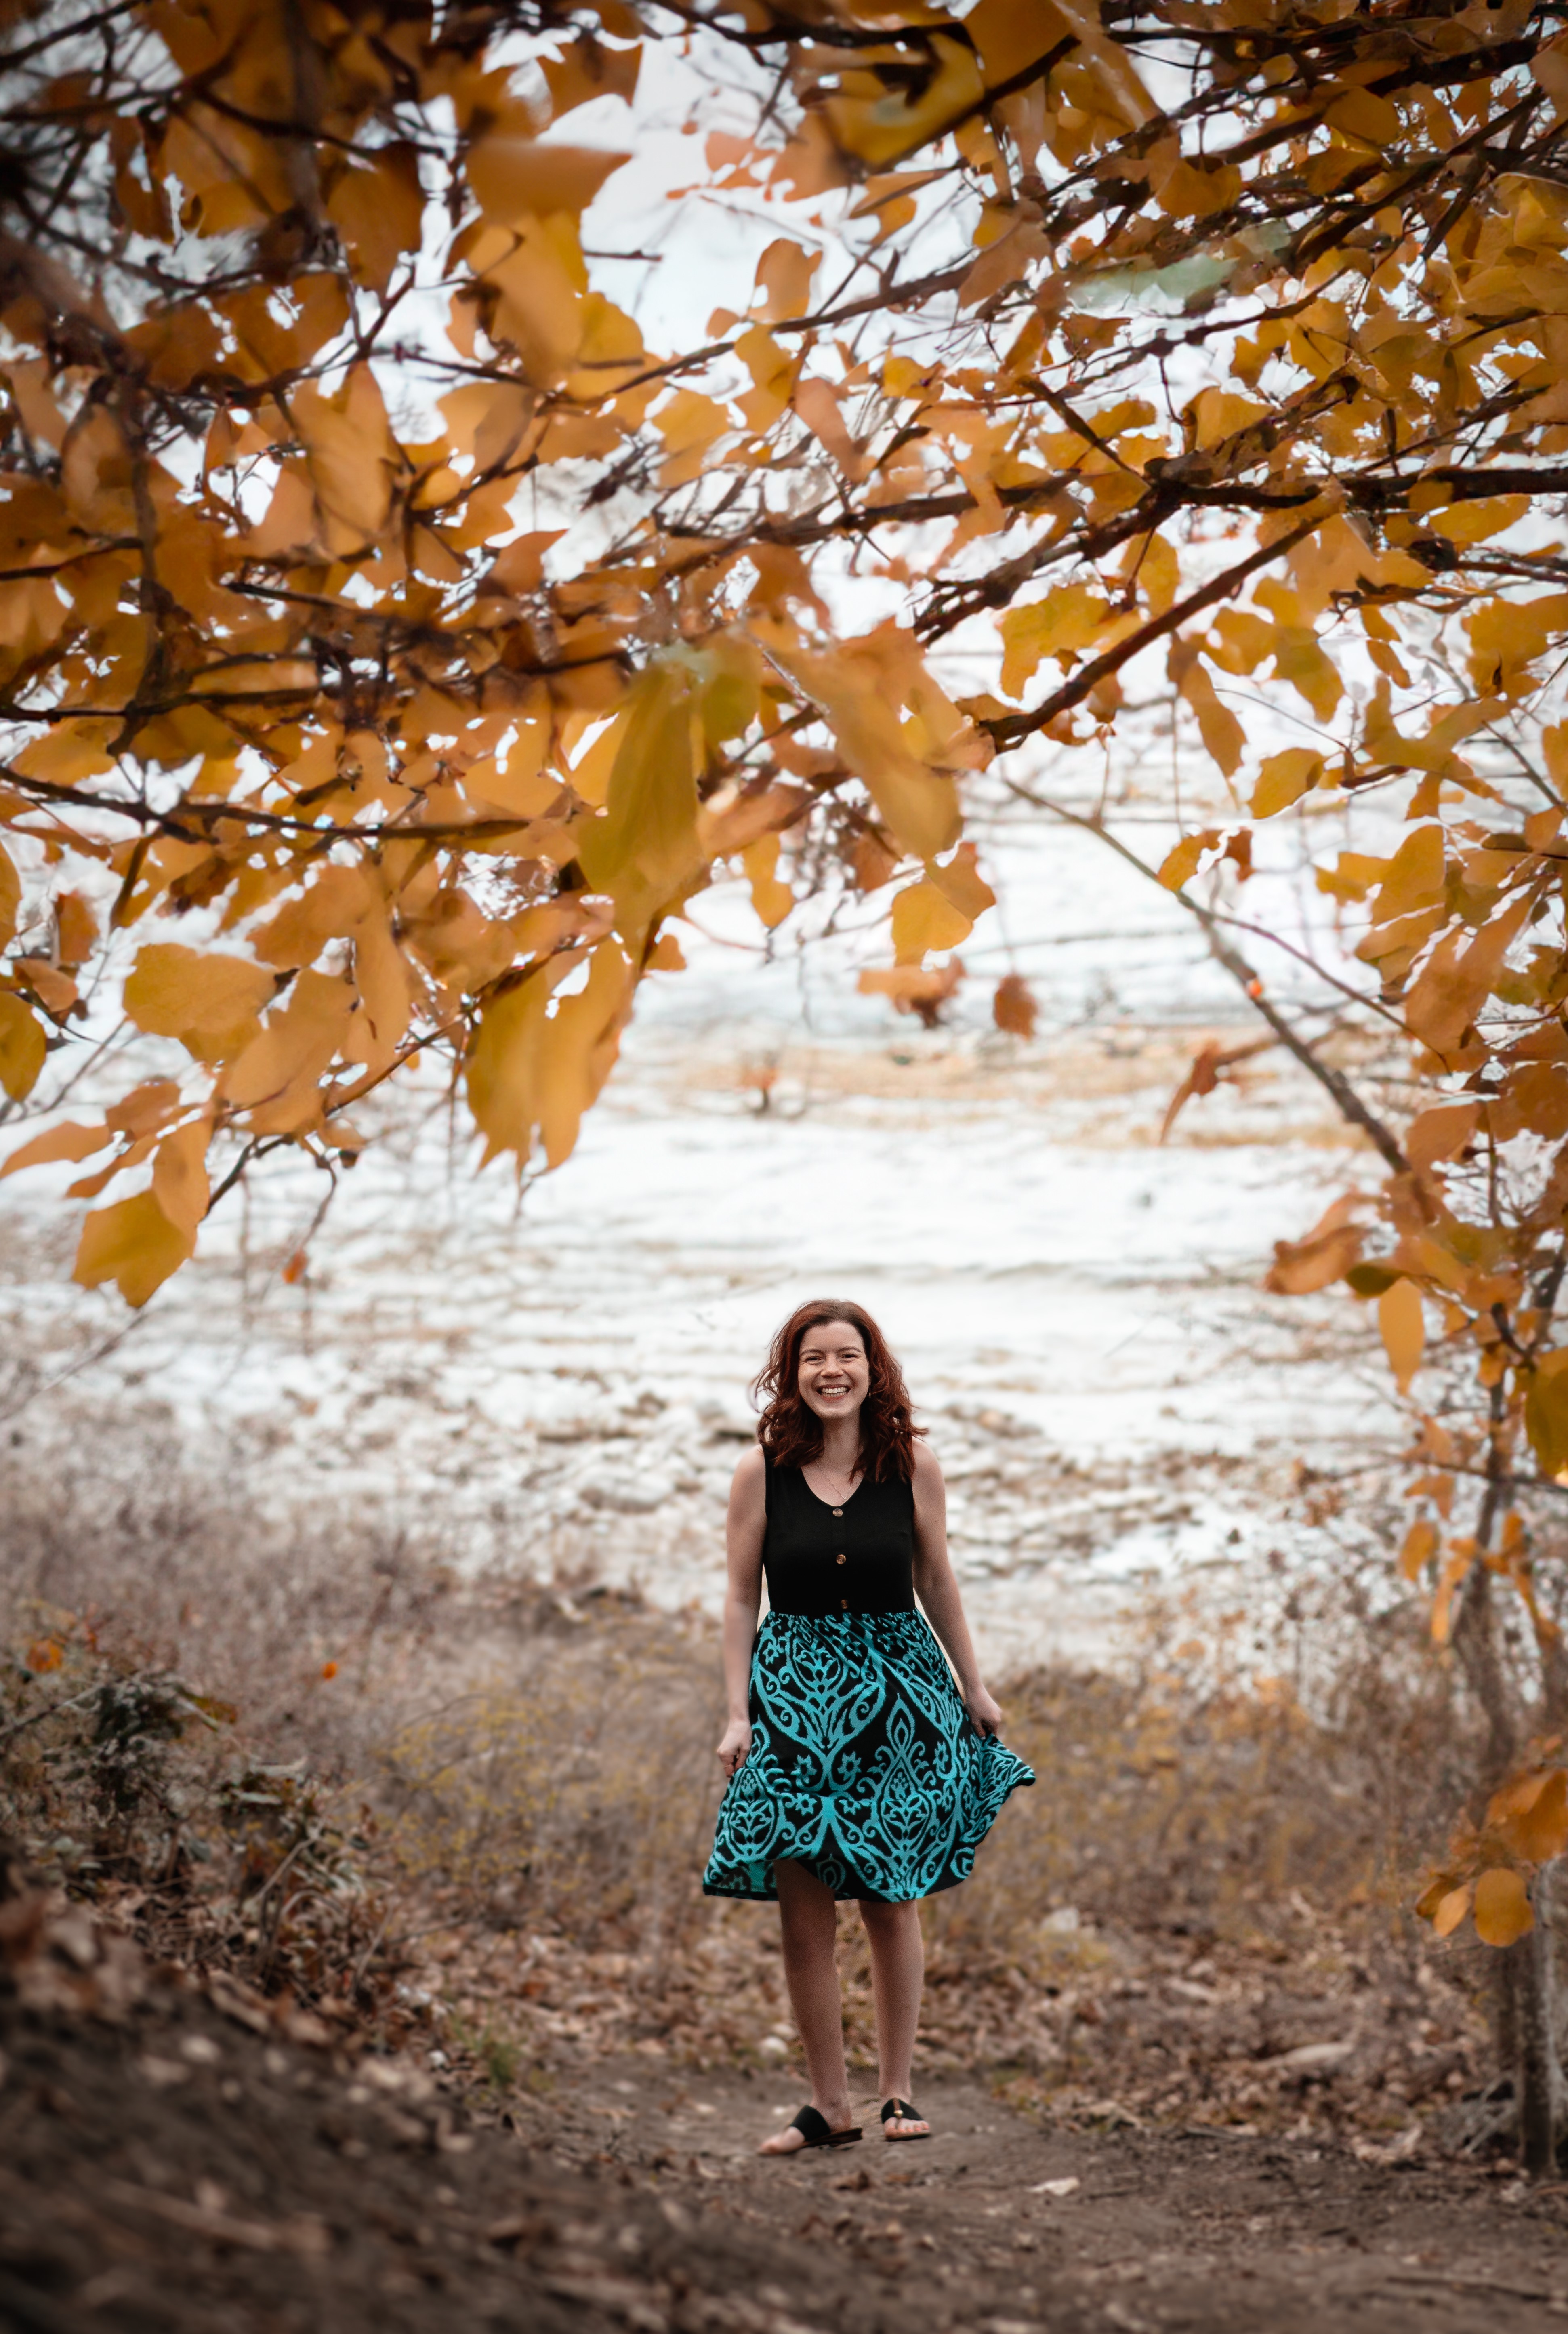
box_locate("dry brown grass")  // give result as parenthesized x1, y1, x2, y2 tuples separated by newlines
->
(0, 1428, 1494, 2141)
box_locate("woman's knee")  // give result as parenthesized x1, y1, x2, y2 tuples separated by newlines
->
(776, 1863, 837, 1942)
(858, 1895, 919, 1939)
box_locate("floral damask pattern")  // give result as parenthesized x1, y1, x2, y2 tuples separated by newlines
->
(703, 1611, 1034, 1903)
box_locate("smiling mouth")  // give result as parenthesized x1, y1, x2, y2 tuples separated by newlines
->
(816, 1380, 851, 1397)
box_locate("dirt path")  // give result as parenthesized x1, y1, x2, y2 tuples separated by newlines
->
(5, 1983, 1568, 2334)
(511, 2059, 1568, 2334)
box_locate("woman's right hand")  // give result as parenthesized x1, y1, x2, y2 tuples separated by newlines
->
(717, 1718, 751, 1778)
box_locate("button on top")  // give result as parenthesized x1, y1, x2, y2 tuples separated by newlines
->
(832, 1508, 843, 1517)
(836, 1553, 847, 1567)
(840, 1598, 847, 1612)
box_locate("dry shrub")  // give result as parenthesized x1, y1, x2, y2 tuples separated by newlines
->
(930, 1619, 1473, 1979)
(0, 1418, 458, 2031)
(0, 1417, 1494, 2132)
(376, 1585, 723, 1976)
(0, 1405, 455, 1774)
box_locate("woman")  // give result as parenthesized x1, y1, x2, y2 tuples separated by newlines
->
(704, 1299, 1033, 2155)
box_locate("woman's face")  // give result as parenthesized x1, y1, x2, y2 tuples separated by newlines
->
(797, 1320, 870, 1427)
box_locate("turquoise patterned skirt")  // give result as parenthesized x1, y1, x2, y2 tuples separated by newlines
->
(703, 1610, 1034, 1904)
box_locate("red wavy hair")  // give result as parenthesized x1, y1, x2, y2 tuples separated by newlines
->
(753, 1299, 923, 1483)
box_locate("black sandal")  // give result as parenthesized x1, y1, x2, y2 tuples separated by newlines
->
(881, 2097, 931, 2141)
(780, 2104, 862, 2150)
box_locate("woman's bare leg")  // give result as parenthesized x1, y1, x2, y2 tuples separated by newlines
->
(757, 1859, 854, 2154)
(859, 1898, 929, 2137)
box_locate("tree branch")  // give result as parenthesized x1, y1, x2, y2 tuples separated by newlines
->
(1000, 775, 1411, 1175)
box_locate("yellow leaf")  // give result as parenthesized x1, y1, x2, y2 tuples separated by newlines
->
(1431, 1884, 1472, 1940)
(1402, 897, 1531, 1062)
(467, 962, 558, 1163)
(323, 143, 425, 293)
(1172, 648, 1245, 776)
(576, 658, 705, 950)
(1370, 824, 1444, 924)
(15, 958, 77, 1016)
(401, 885, 517, 993)
(536, 940, 633, 1169)
(0, 993, 47, 1100)
(542, 32, 641, 119)
(11, 718, 116, 786)
(752, 240, 821, 323)
(1157, 158, 1242, 219)
(1158, 830, 1219, 892)
(1189, 388, 1269, 451)
(1528, 1350, 1568, 1480)
(55, 892, 98, 968)
(1326, 84, 1401, 145)
(927, 841, 995, 922)
(150, 1116, 211, 1243)
(468, 138, 627, 227)
(465, 727, 557, 823)
(1271, 628, 1341, 723)
(467, 942, 632, 1169)
(791, 376, 858, 473)
(735, 323, 799, 431)
(824, 34, 983, 168)
(892, 877, 971, 964)
(1251, 749, 1323, 818)
(754, 621, 970, 862)
(1489, 1770, 1568, 1865)
(73, 1188, 193, 1308)
(0, 841, 19, 951)
(1000, 585, 1112, 698)
(1534, 30, 1568, 117)
(512, 894, 616, 964)
(741, 833, 793, 929)
(291, 364, 401, 552)
(1, 1121, 110, 1178)
(1265, 1193, 1365, 1295)
(1379, 1278, 1425, 1396)
(858, 961, 965, 1014)
(219, 971, 355, 1135)
(1415, 1872, 1452, 1920)
(252, 867, 376, 970)
(698, 781, 809, 863)
(124, 944, 275, 1049)
(1473, 1867, 1533, 1948)
(1429, 496, 1529, 546)
(347, 910, 414, 1076)
(106, 1079, 182, 1139)
(653, 388, 730, 473)
(993, 973, 1037, 1038)
(486, 214, 589, 378)
(1399, 1519, 1437, 1582)
(1430, 1543, 1476, 1646)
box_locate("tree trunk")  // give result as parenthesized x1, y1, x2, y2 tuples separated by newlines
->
(1513, 1865, 1564, 2175)
(1450, 1559, 1566, 2168)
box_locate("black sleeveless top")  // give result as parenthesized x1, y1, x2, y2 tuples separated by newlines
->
(762, 1458, 916, 1618)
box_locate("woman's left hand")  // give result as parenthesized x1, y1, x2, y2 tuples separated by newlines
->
(965, 1684, 1004, 1738)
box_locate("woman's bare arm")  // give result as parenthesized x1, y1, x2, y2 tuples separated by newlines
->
(717, 1446, 767, 1774)
(910, 1443, 1004, 1734)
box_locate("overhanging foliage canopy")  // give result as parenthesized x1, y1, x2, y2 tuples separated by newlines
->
(11, 0, 1568, 2050)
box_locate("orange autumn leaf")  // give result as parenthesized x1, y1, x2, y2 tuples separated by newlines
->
(1472, 1867, 1534, 1949)
(993, 973, 1038, 1038)
(73, 1189, 195, 1308)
